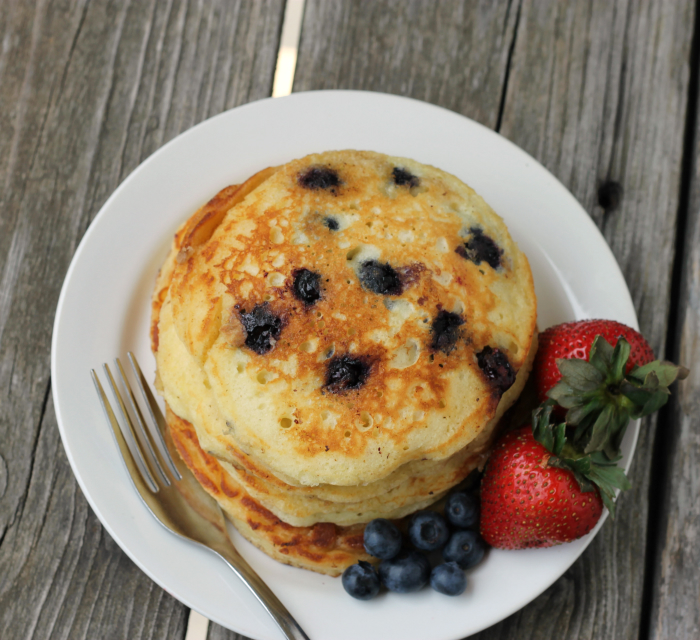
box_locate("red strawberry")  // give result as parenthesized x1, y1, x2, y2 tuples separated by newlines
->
(480, 426, 603, 549)
(531, 320, 687, 458)
(479, 323, 687, 550)
(533, 319, 654, 404)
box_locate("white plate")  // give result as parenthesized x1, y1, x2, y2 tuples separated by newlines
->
(52, 91, 638, 640)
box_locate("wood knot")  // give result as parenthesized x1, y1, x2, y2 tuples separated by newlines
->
(597, 181, 623, 212)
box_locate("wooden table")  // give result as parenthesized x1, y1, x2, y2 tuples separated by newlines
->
(1, 1, 697, 638)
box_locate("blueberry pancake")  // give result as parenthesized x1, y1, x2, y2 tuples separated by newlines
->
(164, 406, 372, 576)
(151, 150, 537, 557)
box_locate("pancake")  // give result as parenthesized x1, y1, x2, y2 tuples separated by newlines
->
(152, 150, 538, 556)
(165, 390, 506, 527)
(165, 406, 371, 576)
(153, 150, 537, 496)
(156, 271, 535, 525)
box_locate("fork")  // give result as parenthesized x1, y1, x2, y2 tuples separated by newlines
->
(91, 353, 311, 640)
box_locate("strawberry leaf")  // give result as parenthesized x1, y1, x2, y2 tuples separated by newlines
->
(573, 419, 592, 448)
(552, 337, 686, 459)
(549, 457, 596, 493)
(585, 453, 631, 517)
(530, 401, 630, 518)
(610, 338, 631, 382)
(532, 403, 555, 451)
(567, 394, 606, 425)
(549, 447, 630, 517)
(554, 422, 567, 456)
(618, 360, 687, 418)
(554, 359, 603, 391)
(532, 402, 566, 456)
(630, 361, 689, 387)
(547, 381, 579, 408)
(589, 335, 614, 375)
(638, 390, 670, 417)
(620, 382, 669, 417)
(586, 404, 615, 453)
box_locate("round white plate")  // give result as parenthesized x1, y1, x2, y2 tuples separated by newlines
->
(52, 91, 638, 640)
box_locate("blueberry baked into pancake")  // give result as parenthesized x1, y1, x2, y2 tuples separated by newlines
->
(151, 150, 538, 576)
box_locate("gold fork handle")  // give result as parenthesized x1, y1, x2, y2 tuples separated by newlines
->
(212, 543, 311, 640)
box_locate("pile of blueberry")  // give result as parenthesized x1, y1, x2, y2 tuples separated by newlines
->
(342, 490, 485, 599)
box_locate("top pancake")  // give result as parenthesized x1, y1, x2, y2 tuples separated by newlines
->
(154, 150, 537, 487)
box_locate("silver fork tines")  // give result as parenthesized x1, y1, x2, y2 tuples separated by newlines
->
(93, 362, 160, 492)
(91, 353, 310, 640)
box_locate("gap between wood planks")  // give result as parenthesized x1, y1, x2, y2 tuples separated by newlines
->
(495, 0, 522, 133)
(639, 0, 700, 638)
(183, 1, 305, 638)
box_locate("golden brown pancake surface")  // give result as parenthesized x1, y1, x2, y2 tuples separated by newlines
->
(165, 406, 371, 576)
(153, 150, 537, 491)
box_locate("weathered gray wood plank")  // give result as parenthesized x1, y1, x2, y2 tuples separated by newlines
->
(473, 1, 694, 638)
(0, 0, 284, 638)
(294, 0, 520, 129)
(0, 394, 189, 639)
(294, 1, 695, 639)
(648, 39, 700, 640)
(207, 621, 247, 640)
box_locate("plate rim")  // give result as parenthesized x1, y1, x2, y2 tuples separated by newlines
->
(51, 89, 639, 640)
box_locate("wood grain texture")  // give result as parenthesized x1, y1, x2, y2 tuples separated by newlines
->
(207, 620, 247, 640)
(0, 0, 283, 638)
(499, 0, 691, 348)
(474, 1, 694, 638)
(648, 37, 700, 640)
(294, 0, 520, 129)
(0, 395, 188, 640)
(0, 1, 696, 639)
(294, 1, 695, 639)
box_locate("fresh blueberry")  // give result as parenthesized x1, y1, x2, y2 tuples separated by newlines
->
(358, 260, 403, 296)
(238, 303, 283, 354)
(445, 492, 479, 529)
(443, 530, 486, 570)
(323, 216, 339, 230)
(378, 550, 431, 593)
(298, 166, 341, 191)
(430, 562, 467, 596)
(408, 511, 450, 552)
(342, 561, 381, 600)
(363, 518, 402, 560)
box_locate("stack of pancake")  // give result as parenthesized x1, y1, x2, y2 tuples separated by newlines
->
(151, 150, 538, 576)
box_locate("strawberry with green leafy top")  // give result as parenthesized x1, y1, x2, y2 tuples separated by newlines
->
(544, 328, 687, 458)
(480, 320, 687, 549)
(480, 403, 627, 549)
(533, 319, 655, 405)
(480, 422, 603, 549)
